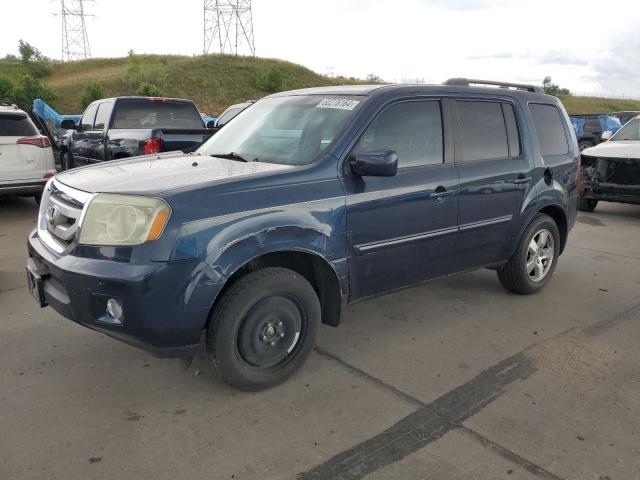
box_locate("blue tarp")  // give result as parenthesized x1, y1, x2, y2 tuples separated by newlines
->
(571, 117, 585, 138)
(570, 114, 622, 138)
(600, 114, 621, 133)
(32, 98, 81, 147)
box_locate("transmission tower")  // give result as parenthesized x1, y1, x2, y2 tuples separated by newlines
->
(60, 0, 91, 61)
(203, 0, 255, 56)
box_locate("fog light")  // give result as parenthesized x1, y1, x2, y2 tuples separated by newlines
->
(106, 298, 123, 323)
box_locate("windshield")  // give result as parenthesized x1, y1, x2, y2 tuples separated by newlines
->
(610, 118, 640, 141)
(197, 95, 363, 165)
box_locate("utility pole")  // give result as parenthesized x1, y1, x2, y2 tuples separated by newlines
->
(203, 0, 255, 56)
(60, 0, 92, 61)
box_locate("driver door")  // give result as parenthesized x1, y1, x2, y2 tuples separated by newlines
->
(342, 98, 459, 300)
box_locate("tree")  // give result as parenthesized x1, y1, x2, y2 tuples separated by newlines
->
(16, 40, 50, 78)
(136, 82, 163, 97)
(256, 66, 284, 93)
(81, 82, 104, 110)
(542, 76, 571, 96)
(366, 73, 384, 83)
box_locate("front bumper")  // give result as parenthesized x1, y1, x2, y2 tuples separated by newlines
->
(583, 182, 640, 205)
(27, 229, 208, 358)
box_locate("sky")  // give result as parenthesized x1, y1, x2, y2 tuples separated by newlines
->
(2, 0, 640, 98)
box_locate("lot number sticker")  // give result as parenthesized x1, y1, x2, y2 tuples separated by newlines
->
(317, 98, 360, 110)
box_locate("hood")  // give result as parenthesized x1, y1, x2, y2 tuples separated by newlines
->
(55, 153, 293, 194)
(582, 140, 640, 159)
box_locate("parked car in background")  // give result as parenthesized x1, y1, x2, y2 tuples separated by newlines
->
(0, 102, 56, 204)
(58, 96, 215, 170)
(27, 79, 579, 390)
(610, 111, 640, 126)
(214, 100, 254, 129)
(570, 114, 622, 151)
(579, 116, 640, 211)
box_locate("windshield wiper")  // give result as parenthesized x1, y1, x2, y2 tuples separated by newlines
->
(209, 152, 257, 162)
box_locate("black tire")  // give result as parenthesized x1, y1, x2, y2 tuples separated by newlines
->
(207, 267, 321, 391)
(33, 192, 42, 205)
(497, 214, 560, 295)
(578, 141, 594, 152)
(578, 196, 598, 212)
(61, 152, 75, 171)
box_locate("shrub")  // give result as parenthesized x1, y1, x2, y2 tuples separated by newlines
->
(256, 66, 284, 93)
(136, 82, 163, 97)
(0, 76, 15, 101)
(12, 74, 55, 110)
(80, 82, 104, 110)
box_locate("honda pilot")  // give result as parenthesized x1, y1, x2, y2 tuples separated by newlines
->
(27, 79, 580, 390)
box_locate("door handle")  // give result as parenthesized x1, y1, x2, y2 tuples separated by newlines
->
(512, 175, 532, 185)
(429, 186, 457, 200)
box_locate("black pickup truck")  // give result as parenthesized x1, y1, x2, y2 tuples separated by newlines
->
(59, 97, 213, 169)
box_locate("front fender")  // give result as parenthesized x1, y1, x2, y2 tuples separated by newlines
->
(171, 197, 347, 316)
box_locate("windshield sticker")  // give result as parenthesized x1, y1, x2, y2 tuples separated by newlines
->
(317, 98, 360, 110)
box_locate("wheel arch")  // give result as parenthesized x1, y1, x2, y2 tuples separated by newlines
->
(204, 248, 346, 332)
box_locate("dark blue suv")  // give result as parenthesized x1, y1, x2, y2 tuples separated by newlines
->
(27, 79, 579, 390)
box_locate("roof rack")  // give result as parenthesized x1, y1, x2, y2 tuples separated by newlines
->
(443, 78, 543, 94)
(0, 100, 19, 109)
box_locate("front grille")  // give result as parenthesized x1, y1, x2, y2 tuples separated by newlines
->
(38, 179, 94, 254)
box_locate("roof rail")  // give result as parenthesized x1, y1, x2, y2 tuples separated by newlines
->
(0, 100, 19, 108)
(443, 78, 544, 94)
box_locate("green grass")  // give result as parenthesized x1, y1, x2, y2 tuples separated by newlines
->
(2, 54, 639, 116)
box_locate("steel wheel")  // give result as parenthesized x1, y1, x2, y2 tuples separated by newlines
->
(237, 295, 303, 369)
(526, 228, 555, 282)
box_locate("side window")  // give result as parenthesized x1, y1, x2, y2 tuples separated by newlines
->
(355, 100, 443, 168)
(94, 103, 113, 130)
(80, 103, 98, 130)
(456, 101, 509, 161)
(530, 104, 569, 156)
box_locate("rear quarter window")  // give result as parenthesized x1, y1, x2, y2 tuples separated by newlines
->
(530, 103, 569, 156)
(0, 115, 38, 136)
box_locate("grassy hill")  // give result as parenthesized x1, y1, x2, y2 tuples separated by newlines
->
(1, 53, 639, 116)
(0, 54, 364, 115)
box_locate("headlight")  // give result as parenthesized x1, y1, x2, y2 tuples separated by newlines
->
(79, 194, 171, 246)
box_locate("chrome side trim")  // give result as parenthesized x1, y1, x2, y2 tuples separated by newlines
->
(353, 215, 514, 255)
(458, 214, 513, 232)
(354, 226, 458, 254)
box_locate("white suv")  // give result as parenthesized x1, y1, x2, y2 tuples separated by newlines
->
(0, 102, 56, 204)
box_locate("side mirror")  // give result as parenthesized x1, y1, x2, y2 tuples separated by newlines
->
(60, 119, 76, 130)
(349, 149, 398, 177)
(206, 120, 216, 129)
(601, 130, 613, 141)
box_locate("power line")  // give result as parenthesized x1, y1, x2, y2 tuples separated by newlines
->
(204, 0, 255, 56)
(60, 0, 92, 61)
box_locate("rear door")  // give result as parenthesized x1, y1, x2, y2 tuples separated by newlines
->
(0, 113, 42, 181)
(343, 98, 459, 299)
(70, 103, 98, 166)
(453, 99, 535, 271)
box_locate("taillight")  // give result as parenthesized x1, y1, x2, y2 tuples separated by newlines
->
(17, 135, 51, 148)
(144, 138, 162, 155)
(43, 170, 56, 179)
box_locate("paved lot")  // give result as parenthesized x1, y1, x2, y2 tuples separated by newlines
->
(1, 196, 639, 480)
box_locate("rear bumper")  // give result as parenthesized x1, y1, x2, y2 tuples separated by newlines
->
(0, 180, 46, 195)
(27, 229, 208, 358)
